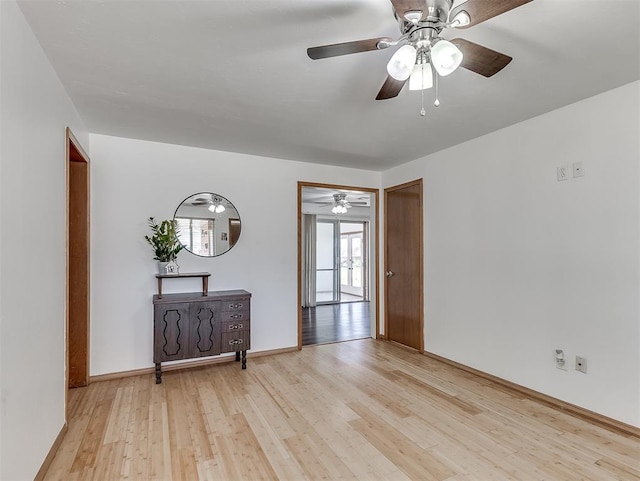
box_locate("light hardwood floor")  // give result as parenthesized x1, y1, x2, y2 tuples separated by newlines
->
(44, 340, 639, 480)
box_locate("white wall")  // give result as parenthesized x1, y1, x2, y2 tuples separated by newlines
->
(0, 1, 89, 479)
(382, 81, 640, 427)
(89, 134, 381, 375)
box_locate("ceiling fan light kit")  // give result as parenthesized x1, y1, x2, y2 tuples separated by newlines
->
(307, 0, 531, 113)
(332, 205, 348, 214)
(208, 203, 225, 214)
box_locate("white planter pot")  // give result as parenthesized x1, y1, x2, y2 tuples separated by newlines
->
(158, 260, 179, 275)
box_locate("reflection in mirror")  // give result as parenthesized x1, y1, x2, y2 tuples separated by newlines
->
(173, 192, 241, 257)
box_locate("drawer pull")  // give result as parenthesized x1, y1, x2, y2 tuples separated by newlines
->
(229, 313, 243, 320)
(229, 303, 243, 309)
(229, 323, 244, 330)
(229, 339, 244, 345)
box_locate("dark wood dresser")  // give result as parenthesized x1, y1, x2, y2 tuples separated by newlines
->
(152, 289, 251, 383)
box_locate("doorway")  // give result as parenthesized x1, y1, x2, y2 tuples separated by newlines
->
(66, 128, 90, 391)
(298, 182, 379, 348)
(384, 179, 423, 351)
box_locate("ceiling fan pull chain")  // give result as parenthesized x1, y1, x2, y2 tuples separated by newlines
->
(420, 85, 426, 116)
(434, 70, 440, 107)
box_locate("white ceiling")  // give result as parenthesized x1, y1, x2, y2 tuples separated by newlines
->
(18, 0, 640, 171)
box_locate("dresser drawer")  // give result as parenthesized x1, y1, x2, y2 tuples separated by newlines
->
(221, 319, 250, 333)
(219, 309, 249, 322)
(220, 298, 249, 312)
(221, 331, 250, 352)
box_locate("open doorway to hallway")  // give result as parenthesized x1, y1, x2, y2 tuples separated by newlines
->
(298, 183, 379, 347)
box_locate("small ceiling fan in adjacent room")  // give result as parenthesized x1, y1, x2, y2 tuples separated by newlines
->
(307, 0, 533, 113)
(330, 193, 352, 214)
(191, 194, 226, 213)
(311, 193, 370, 214)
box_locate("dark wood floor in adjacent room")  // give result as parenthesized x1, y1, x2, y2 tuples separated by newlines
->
(302, 301, 371, 346)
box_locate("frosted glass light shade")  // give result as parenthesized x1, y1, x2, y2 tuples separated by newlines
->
(431, 40, 463, 76)
(409, 62, 433, 91)
(332, 205, 347, 214)
(386, 45, 417, 81)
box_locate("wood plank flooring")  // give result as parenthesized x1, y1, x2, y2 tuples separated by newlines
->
(44, 339, 639, 480)
(302, 302, 371, 345)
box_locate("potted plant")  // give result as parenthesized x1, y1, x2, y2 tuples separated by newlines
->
(144, 217, 183, 274)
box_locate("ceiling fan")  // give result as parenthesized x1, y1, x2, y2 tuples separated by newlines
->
(307, 0, 532, 104)
(309, 193, 370, 214)
(191, 194, 226, 213)
(331, 193, 354, 214)
(312, 193, 369, 207)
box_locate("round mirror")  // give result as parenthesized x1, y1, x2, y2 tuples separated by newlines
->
(173, 192, 241, 257)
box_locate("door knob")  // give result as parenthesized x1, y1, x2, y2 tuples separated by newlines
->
(386, 271, 394, 277)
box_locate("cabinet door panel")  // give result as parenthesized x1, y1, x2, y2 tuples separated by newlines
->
(190, 303, 221, 358)
(154, 303, 190, 362)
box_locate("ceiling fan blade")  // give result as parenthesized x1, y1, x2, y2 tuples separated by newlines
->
(452, 38, 512, 77)
(375, 76, 407, 100)
(389, 0, 427, 20)
(307, 37, 392, 59)
(449, 0, 533, 29)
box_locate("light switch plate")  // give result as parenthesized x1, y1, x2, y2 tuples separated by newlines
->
(557, 165, 569, 181)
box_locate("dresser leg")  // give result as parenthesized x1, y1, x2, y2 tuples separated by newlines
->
(235, 351, 240, 362)
(241, 350, 247, 369)
(155, 363, 162, 384)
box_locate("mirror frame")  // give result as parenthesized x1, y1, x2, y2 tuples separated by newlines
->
(173, 192, 241, 258)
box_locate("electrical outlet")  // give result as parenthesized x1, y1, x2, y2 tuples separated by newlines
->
(575, 356, 587, 373)
(573, 162, 584, 178)
(555, 349, 567, 370)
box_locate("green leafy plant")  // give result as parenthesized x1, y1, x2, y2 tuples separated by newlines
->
(144, 217, 183, 262)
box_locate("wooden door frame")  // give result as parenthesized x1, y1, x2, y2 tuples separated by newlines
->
(383, 179, 424, 352)
(297, 181, 380, 349)
(65, 127, 90, 419)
